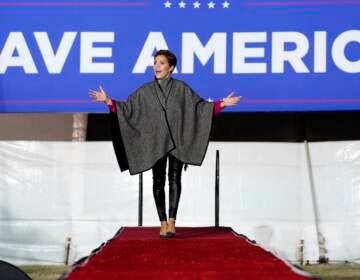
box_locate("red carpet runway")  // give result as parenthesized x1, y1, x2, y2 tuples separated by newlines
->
(62, 227, 313, 279)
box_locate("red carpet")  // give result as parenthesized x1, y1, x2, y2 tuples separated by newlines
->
(62, 227, 313, 280)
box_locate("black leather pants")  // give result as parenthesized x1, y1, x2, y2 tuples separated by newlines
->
(152, 154, 184, 222)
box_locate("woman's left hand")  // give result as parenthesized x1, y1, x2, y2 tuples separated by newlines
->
(221, 92, 241, 108)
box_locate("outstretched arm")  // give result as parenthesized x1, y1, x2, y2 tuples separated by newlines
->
(89, 85, 113, 106)
(220, 92, 241, 108)
(213, 92, 241, 116)
(89, 85, 117, 113)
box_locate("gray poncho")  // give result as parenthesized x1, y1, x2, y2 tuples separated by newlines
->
(110, 77, 214, 175)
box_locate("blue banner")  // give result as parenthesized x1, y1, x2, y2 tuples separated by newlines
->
(0, 0, 359, 112)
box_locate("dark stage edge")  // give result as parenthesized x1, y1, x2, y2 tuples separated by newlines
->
(60, 227, 315, 280)
(86, 111, 360, 142)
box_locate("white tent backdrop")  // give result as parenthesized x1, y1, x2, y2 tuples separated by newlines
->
(0, 141, 359, 265)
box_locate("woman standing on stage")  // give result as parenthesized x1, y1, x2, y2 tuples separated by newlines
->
(90, 50, 240, 238)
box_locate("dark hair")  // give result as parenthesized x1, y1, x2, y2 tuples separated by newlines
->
(154, 49, 177, 71)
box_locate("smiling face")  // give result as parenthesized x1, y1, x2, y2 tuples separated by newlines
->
(153, 54, 174, 81)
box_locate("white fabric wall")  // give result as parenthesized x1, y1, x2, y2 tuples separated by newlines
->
(0, 141, 359, 265)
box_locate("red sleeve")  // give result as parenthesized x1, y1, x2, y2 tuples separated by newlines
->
(108, 99, 117, 113)
(213, 100, 223, 116)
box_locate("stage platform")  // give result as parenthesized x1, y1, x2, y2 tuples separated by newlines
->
(62, 227, 313, 279)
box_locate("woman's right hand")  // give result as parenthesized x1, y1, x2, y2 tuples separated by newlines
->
(89, 85, 111, 105)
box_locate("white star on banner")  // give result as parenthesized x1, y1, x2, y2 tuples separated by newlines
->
(163, 0, 232, 9)
(207, 97, 214, 102)
(222, 1, 230, 8)
(164, 1, 172, 8)
(193, 1, 200, 8)
(179, 1, 186, 8)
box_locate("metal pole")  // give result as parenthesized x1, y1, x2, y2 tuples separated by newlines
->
(215, 150, 220, 227)
(138, 173, 143, 226)
(299, 239, 304, 266)
(301, 113, 327, 263)
(64, 237, 72, 265)
(304, 140, 327, 263)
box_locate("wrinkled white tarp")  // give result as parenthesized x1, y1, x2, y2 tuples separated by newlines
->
(0, 141, 359, 265)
